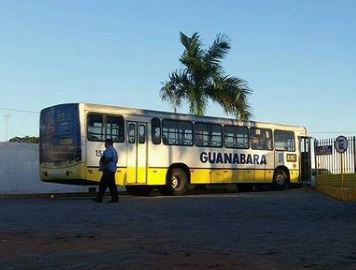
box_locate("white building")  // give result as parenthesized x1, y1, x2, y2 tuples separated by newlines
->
(0, 142, 96, 194)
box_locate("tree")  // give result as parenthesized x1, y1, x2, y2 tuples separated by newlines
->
(160, 32, 252, 120)
(9, 136, 39, 143)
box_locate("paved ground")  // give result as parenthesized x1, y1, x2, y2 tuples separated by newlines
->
(1, 188, 356, 270)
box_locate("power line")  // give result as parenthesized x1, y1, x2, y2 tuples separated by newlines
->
(0, 106, 40, 114)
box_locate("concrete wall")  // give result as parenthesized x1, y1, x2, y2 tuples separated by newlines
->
(0, 143, 95, 194)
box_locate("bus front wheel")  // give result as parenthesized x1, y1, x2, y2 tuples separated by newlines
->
(166, 167, 189, 196)
(273, 168, 289, 190)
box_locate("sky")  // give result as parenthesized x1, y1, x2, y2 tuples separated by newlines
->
(0, 0, 356, 141)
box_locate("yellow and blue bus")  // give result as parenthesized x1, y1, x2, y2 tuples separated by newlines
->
(40, 103, 310, 195)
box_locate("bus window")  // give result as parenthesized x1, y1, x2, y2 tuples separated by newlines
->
(139, 124, 146, 144)
(88, 114, 124, 142)
(40, 104, 81, 162)
(151, 117, 161, 145)
(224, 125, 249, 149)
(274, 130, 295, 151)
(106, 115, 125, 143)
(250, 128, 273, 150)
(162, 119, 193, 146)
(128, 123, 136, 144)
(194, 122, 222, 147)
(87, 114, 104, 141)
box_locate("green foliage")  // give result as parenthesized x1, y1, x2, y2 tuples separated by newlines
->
(161, 32, 253, 120)
(9, 136, 39, 143)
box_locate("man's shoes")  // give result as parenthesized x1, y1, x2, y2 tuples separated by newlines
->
(108, 199, 119, 203)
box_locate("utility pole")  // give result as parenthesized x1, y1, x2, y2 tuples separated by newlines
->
(4, 114, 11, 142)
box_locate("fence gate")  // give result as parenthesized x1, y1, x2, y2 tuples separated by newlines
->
(315, 136, 356, 201)
(315, 136, 356, 176)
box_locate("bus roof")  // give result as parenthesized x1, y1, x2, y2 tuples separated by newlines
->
(42, 102, 308, 135)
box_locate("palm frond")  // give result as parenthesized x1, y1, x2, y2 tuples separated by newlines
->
(187, 87, 208, 116)
(160, 70, 190, 111)
(206, 75, 253, 120)
(161, 32, 253, 119)
(205, 33, 231, 65)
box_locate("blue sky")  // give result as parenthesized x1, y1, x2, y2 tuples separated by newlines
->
(1, 0, 356, 140)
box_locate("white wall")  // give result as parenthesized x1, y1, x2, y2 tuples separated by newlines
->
(0, 142, 95, 194)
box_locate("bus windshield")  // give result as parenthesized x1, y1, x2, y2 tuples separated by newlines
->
(40, 104, 81, 162)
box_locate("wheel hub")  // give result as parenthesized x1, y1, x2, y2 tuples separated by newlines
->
(276, 175, 285, 185)
(172, 175, 180, 189)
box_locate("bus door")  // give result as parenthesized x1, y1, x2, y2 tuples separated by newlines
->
(300, 136, 312, 185)
(127, 121, 148, 184)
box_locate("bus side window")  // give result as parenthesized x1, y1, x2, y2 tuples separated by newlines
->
(274, 130, 295, 152)
(224, 125, 249, 149)
(151, 117, 161, 145)
(195, 122, 222, 148)
(106, 115, 125, 143)
(250, 128, 273, 150)
(128, 123, 136, 144)
(162, 119, 193, 146)
(87, 113, 104, 141)
(162, 135, 168, 144)
(139, 124, 146, 144)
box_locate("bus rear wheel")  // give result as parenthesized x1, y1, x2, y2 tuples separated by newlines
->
(166, 167, 189, 196)
(273, 168, 289, 190)
(125, 185, 152, 196)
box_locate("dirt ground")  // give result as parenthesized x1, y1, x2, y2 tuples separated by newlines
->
(1, 189, 356, 270)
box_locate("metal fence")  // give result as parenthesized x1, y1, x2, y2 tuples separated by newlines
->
(315, 136, 356, 175)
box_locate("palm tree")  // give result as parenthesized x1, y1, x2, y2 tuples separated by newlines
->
(160, 32, 252, 120)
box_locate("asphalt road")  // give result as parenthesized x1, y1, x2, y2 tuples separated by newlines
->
(1, 189, 356, 270)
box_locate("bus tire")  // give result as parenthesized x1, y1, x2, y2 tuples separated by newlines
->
(166, 167, 189, 196)
(273, 168, 289, 190)
(125, 186, 152, 196)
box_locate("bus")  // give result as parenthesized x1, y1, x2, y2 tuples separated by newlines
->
(39, 103, 311, 195)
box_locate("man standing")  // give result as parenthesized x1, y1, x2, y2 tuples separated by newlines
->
(93, 138, 119, 203)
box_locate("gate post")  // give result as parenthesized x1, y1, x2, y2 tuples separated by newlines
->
(314, 138, 318, 186)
